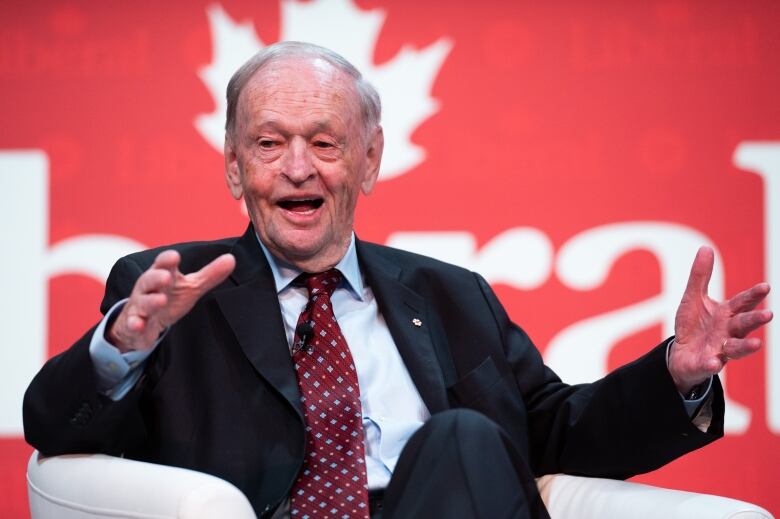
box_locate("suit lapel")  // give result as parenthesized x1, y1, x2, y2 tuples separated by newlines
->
(215, 226, 303, 420)
(357, 241, 450, 414)
(212, 228, 452, 419)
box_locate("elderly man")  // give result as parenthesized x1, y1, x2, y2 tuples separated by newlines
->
(24, 41, 772, 519)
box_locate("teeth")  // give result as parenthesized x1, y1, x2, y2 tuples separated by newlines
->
(278, 198, 323, 213)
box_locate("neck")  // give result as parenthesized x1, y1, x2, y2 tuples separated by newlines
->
(263, 234, 352, 274)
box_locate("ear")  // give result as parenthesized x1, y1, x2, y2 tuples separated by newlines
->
(360, 126, 384, 195)
(224, 135, 244, 200)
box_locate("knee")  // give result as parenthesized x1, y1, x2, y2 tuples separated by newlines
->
(425, 408, 502, 441)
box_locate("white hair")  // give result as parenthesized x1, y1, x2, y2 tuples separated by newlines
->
(225, 41, 382, 140)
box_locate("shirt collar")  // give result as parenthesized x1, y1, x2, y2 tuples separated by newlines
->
(256, 233, 364, 300)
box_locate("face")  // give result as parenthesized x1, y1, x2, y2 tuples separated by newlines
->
(225, 57, 383, 272)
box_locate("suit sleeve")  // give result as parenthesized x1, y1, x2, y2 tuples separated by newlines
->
(473, 273, 725, 479)
(23, 256, 153, 457)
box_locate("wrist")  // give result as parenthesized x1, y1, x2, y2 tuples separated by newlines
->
(106, 323, 133, 354)
(103, 305, 131, 352)
(672, 376, 697, 396)
(667, 339, 705, 394)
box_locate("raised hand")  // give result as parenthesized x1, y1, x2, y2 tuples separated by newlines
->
(107, 250, 236, 353)
(669, 246, 772, 394)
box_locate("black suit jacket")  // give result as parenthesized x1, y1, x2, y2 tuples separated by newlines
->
(24, 225, 724, 517)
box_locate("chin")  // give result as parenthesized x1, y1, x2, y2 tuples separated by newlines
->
(275, 235, 329, 260)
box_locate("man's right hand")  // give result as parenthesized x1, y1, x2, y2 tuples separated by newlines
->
(108, 250, 236, 353)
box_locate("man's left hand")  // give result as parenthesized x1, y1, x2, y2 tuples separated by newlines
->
(670, 246, 773, 394)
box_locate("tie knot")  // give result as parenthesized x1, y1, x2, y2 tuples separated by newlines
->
(299, 268, 342, 299)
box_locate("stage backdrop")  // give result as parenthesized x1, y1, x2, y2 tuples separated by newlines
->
(1, 0, 778, 516)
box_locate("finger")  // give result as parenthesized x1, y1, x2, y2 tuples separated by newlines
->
(122, 290, 169, 339)
(723, 337, 762, 360)
(727, 282, 771, 314)
(130, 292, 168, 319)
(728, 309, 774, 338)
(123, 292, 168, 333)
(189, 253, 236, 294)
(134, 268, 174, 296)
(683, 246, 714, 298)
(151, 249, 181, 271)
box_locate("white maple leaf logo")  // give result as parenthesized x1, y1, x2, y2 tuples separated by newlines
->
(195, 0, 453, 181)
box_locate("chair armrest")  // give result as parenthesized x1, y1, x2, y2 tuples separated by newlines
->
(536, 474, 774, 519)
(27, 451, 257, 519)
(28, 451, 774, 519)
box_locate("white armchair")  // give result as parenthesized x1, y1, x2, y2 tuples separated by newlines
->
(27, 451, 773, 519)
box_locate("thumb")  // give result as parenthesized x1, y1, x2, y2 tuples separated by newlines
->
(190, 253, 236, 295)
(683, 246, 714, 299)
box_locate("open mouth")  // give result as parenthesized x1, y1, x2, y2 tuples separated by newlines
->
(277, 198, 324, 213)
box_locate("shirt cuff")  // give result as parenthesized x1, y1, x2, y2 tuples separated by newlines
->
(665, 338, 713, 417)
(88, 299, 165, 400)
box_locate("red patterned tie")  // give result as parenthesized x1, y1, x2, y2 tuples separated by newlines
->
(290, 269, 370, 519)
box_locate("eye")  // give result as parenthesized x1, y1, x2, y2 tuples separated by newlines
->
(313, 140, 334, 149)
(258, 139, 277, 149)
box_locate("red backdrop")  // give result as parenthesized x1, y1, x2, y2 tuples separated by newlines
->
(2, 0, 779, 516)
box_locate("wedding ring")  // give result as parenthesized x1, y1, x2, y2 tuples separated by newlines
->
(720, 338, 730, 362)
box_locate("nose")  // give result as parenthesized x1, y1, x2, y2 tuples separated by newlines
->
(282, 137, 316, 185)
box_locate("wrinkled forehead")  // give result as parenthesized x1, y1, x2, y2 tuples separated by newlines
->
(236, 56, 362, 130)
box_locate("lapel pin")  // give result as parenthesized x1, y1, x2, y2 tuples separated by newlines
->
(412, 318, 422, 327)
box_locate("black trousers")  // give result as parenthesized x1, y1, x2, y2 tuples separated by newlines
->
(375, 409, 550, 519)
